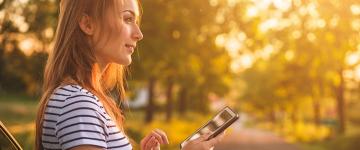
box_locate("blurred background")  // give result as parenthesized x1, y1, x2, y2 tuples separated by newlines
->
(0, 0, 360, 149)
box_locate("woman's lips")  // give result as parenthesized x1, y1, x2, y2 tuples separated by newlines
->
(125, 44, 135, 53)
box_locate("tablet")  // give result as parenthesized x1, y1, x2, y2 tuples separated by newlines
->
(180, 106, 239, 148)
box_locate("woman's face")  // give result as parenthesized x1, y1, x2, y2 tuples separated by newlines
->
(93, 0, 143, 67)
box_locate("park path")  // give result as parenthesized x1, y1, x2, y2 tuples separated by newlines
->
(214, 120, 301, 150)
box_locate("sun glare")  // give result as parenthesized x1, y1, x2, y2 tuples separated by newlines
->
(346, 51, 360, 66)
(273, 0, 291, 11)
(351, 4, 360, 15)
(246, 6, 258, 18)
(231, 54, 254, 73)
(355, 65, 360, 81)
(19, 38, 34, 56)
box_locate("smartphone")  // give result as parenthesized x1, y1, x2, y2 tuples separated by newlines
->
(180, 106, 239, 149)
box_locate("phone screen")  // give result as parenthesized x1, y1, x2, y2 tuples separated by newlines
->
(181, 107, 238, 147)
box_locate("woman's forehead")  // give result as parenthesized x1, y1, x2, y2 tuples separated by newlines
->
(119, 0, 140, 17)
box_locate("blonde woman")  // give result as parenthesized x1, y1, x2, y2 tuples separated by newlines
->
(35, 0, 224, 150)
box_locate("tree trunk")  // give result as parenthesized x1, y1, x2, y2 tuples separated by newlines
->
(165, 78, 174, 122)
(335, 69, 346, 134)
(313, 99, 320, 126)
(313, 80, 324, 126)
(145, 77, 156, 123)
(0, 36, 7, 91)
(291, 105, 299, 124)
(269, 108, 276, 123)
(178, 86, 187, 115)
(0, 44, 4, 90)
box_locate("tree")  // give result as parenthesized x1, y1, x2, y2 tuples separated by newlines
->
(132, 0, 233, 122)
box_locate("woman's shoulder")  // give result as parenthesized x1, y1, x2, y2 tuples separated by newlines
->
(49, 84, 101, 108)
(51, 84, 94, 98)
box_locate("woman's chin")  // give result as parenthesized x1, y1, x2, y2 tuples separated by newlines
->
(115, 58, 132, 66)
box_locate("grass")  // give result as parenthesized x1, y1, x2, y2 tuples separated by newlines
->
(297, 122, 360, 150)
(124, 110, 213, 150)
(0, 92, 38, 150)
(299, 133, 360, 150)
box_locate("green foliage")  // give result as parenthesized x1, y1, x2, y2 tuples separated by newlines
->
(131, 0, 233, 112)
(125, 111, 212, 150)
(237, 0, 360, 135)
(257, 120, 331, 143)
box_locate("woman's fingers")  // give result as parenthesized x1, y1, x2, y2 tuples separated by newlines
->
(145, 136, 158, 150)
(197, 133, 211, 142)
(150, 130, 165, 144)
(140, 134, 153, 149)
(205, 132, 226, 147)
(154, 129, 169, 144)
(141, 134, 158, 149)
(153, 142, 160, 150)
(141, 129, 169, 150)
(145, 136, 154, 150)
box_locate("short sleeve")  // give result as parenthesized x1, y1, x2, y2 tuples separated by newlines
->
(55, 92, 108, 150)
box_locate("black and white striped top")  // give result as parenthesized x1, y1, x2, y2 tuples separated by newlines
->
(41, 85, 132, 150)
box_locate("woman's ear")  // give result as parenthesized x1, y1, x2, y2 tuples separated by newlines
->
(79, 14, 95, 35)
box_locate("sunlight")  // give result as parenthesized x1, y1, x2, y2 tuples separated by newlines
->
(19, 38, 34, 56)
(9, 14, 29, 33)
(346, 52, 359, 66)
(291, 30, 302, 39)
(18, 0, 30, 4)
(246, 6, 258, 18)
(305, 16, 326, 30)
(227, 0, 239, 7)
(226, 38, 241, 57)
(351, 19, 360, 31)
(351, 4, 360, 15)
(0, 10, 4, 20)
(329, 15, 340, 28)
(209, 0, 218, 7)
(231, 54, 254, 73)
(44, 27, 54, 39)
(273, 0, 291, 11)
(215, 34, 226, 48)
(306, 33, 316, 42)
(252, 0, 272, 10)
(215, 30, 246, 57)
(257, 44, 275, 60)
(259, 18, 278, 33)
(9, 123, 35, 134)
(240, 54, 254, 69)
(355, 65, 360, 81)
(250, 0, 293, 12)
(285, 50, 295, 61)
(307, 2, 319, 18)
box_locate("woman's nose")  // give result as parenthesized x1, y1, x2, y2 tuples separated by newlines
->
(133, 26, 143, 41)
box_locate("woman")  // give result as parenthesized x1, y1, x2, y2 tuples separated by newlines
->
(35, 0, 224, 149)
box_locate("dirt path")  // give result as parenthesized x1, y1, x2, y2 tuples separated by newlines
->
(214, 120, 301, 150)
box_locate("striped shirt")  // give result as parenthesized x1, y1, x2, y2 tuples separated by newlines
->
(41, 85, 132, 150)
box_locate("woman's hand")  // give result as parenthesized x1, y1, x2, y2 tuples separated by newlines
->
(140, 129, 169, 150)
(181, 132, 225, 150)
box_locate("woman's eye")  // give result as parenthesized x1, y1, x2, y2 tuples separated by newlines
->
(124, 17, 134, 23)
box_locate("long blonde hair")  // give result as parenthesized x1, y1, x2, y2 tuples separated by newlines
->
(35, 0, 140, 149)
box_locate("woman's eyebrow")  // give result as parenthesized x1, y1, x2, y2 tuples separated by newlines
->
(122, 10, 137, 17)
